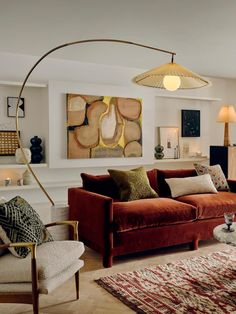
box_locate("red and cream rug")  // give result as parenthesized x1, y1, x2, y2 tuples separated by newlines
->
(96, 249, 236, 313)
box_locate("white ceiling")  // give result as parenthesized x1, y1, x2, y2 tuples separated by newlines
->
(1, 0, 236, 79)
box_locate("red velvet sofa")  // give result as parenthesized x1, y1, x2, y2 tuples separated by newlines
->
(68, 168, 236, 267)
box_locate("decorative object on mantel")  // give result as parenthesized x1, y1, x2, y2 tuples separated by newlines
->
(14, 38, 211, 206)
(217, 104, 236, 146)
(157, 126, 179, 159)
(30, 136, 43, 163)
(181, 109, 200, 137)
(95, 249, 236, 313)
(15, 147, 31, 164)
(7, 97, 25, 118)
(22, 169, 33, 185)
(0, 130, 19, 156)
(182, 142, 190, 158)
(154, 144, 164, 159)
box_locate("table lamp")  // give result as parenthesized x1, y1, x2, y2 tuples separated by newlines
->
(217, 105, 236, 146)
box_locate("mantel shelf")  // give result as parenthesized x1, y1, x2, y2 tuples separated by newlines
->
(153, 157, 208, 163)
(156, 94, 221, 101)
(0, 163, 48, 169)
(0, 180, 80, 191)
(0, 80, 47, 88)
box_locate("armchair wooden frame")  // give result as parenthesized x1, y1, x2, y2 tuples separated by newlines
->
(0, 220, 79, 314)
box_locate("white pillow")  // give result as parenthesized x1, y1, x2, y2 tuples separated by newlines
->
(165, 174, 218, 198)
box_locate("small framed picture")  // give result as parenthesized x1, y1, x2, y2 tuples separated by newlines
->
(7, 97, 25, 118)
(158, 126, 179, 159)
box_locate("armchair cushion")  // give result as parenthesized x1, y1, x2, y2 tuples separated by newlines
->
(0, 240, 84, 283)
(0, 196, 53, 258)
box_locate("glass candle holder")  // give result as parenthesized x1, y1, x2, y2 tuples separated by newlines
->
(4, 178, 12, 186)
(224, 212, 235, 232)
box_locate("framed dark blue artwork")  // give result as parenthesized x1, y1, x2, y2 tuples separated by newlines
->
(181, 109, 200, 137)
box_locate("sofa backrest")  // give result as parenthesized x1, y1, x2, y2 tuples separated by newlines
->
(81, 169, 158, 199)
(156, 168, 197, 197)
(81, 168, 197, 199)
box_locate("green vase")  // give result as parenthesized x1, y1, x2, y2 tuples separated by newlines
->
(155, 144, 164, 159)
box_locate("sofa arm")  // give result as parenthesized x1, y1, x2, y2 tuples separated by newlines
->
(227, 179, 236, 192)
(68, 188, 113, 254)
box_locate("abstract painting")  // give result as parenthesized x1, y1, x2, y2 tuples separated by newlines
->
(7, 97, 25, 118)
(181, 109, 200, 137)
(67, 94, 142, 159)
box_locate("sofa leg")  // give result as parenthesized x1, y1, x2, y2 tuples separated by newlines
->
(103, 254, 113, 268)
(190, 238, 199, 250)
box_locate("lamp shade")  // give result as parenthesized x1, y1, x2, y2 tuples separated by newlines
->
(217, 105, 236, 123)
(133, 62, 210, 89)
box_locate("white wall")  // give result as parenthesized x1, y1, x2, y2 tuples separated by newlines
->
(0, 52, 236, 205)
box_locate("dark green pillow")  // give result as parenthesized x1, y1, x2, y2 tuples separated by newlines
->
(108, 167, 158, 201)
(0, 196, 53, 258)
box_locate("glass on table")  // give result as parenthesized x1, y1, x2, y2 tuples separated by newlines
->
(224, 212, 235, 232)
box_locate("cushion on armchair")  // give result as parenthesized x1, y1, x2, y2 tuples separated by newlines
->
(0, 196, 53, 258)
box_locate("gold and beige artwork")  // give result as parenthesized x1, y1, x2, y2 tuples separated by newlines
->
(67, 94, 142, 159)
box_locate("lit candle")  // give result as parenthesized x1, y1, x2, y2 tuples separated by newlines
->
(4, 178, 11, 186)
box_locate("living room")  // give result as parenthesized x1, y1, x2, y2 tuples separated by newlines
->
(1, 0, 236, 313)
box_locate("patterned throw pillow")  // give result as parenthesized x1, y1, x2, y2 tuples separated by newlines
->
(194, 163, 229, 191)
(0, 196, 53, 258)
(108, 167, 158, 201)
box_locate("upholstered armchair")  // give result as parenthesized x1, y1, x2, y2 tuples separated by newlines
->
(0, 220, 84, 314)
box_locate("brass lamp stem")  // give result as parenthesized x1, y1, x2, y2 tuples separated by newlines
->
(15, 38, 176, 205)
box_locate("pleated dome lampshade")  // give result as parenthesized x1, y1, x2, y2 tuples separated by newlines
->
(133, 61, 210, 91)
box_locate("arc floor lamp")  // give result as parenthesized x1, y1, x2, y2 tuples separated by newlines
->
(15, 38, 210, 205)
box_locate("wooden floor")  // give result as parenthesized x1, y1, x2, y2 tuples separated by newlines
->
(0, 240, 229, 314)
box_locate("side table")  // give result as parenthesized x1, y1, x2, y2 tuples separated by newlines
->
(213, 223, 236, 246)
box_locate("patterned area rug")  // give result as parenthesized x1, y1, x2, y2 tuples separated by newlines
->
(95, 249, 236, 313)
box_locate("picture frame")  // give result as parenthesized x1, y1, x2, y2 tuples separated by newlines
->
(181, 109, 200, 137)
(157, 126, 179, 159)
(7, 97, 25, 118)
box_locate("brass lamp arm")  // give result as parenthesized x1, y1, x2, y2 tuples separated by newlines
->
(15, 38, 176, 206)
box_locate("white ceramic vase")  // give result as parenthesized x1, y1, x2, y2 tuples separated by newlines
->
(22, 169, 33, 185)
(15, 148, 31, 164)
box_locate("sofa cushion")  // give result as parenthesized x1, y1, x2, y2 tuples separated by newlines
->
(177, 191, 236, 219)
(113, 198, 197, 232)
(194, 163, 229, 191)
(81, 169, 158, 199)
(156, 168, 197, 197)
(165, 174, 218, 198)
(0, 240, 84, 283)
(81, 173, 119, 199)
(0, 196, 53, 258)
(108, 167, 158, 201)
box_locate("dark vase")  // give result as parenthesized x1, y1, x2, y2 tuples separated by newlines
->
(30, 136, 43, 163)
(155, 144, 164, 159)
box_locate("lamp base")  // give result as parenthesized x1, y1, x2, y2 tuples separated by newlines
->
(223, 122, 230, 146)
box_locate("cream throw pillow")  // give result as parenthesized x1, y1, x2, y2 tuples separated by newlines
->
(165, 173, 218, 198)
